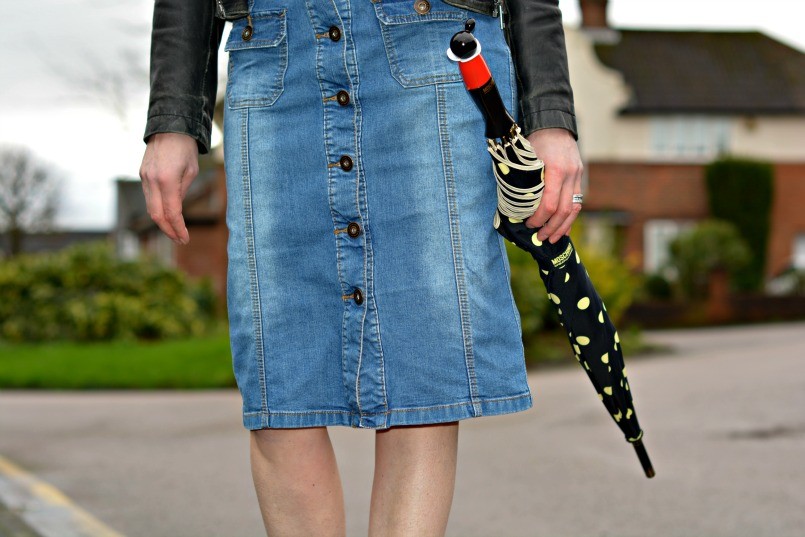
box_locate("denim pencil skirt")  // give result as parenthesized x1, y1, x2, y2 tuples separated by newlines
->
(223, 0, 532, 430)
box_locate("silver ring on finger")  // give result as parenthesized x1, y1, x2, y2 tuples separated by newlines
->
(572, 193, 584, 204)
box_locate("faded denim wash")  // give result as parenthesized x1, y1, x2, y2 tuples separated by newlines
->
(223, 0, 532, 430)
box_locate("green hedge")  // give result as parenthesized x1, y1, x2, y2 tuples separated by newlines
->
(705, 157, 774, 291)
(668, 219, 751, 299)
(0, 241, 217, 342)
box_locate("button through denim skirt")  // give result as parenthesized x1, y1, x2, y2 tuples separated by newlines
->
(223, 0, 532, 430)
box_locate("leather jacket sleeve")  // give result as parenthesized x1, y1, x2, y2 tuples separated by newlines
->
(142, 0, 225, 154)
(502, 0, 578, 139)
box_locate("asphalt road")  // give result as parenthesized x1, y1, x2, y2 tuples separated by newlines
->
(1, 321, 804, 537)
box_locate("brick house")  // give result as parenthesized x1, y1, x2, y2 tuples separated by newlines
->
(570, 0, 805, 282)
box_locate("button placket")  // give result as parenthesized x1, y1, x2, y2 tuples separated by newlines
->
(311, 0, 386, 424)
(316, 22, 360, 312)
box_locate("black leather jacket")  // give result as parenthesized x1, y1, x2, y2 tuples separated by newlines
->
(144, 0, 577, 154)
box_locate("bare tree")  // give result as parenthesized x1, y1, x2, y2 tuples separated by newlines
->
(0, 146, 61, 256)
(37, 2, 150, 127)
(42, 47, 149, 127)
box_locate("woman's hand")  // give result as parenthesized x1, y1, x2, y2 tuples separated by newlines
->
(524, 128, 584, 244)
(138, 133, 199, 245)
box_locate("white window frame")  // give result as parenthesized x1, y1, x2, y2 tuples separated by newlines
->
(651, 115, 731, 161)
(793, 233, 805, 270)
(644, 219, 696, 275)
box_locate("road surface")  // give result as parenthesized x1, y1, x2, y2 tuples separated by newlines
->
(1, 322, 804, 536)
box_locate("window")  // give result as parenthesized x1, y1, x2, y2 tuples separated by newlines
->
(644, 219, 695, 274)
(580, 212, 628, 257)
(651, 116, 730, 160)
(794, 234, 805, 270)
(117, 231, 140, 261)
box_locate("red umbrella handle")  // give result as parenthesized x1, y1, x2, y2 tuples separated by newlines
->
(457, 50, 492, 91)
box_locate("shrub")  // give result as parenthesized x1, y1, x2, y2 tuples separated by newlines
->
(506, 217, 638, 341)
(570, 239, 639, 326)
(569, 217, 640, 326)
(667, 219, 751, 299)
(643, 272, 673, 301)
(0, 241, 217, 342)
(705, 157, 773, 291)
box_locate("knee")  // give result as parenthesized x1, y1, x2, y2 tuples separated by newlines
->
(250, 427, 330, 460)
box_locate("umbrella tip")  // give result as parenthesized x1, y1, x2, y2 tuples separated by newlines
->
(632, 439, 656, 479)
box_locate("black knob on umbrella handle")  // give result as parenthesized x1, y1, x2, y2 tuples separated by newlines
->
(449, 19, 478, 60)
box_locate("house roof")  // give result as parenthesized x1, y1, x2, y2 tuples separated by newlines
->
(594, 30, 805, 115)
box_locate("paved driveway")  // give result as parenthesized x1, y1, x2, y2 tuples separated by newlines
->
(1, 322, 804, 537)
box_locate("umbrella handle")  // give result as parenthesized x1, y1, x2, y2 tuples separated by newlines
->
(632, 440, 655, 478)
(448, 21, 516, 140)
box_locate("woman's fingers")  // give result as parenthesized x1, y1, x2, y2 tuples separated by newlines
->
(158, 171, 190, 244)
(547, 169, 584, 243)
(527, 166, 562, 237)
(140, 162, 182, 244)
(547, 193, 582, 243)
(138, 133, 199, 245)
(523, 128, 584, 243)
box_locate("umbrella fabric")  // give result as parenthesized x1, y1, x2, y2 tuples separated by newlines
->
(494, 209, 643, 442)
(449, 20, 654, 477)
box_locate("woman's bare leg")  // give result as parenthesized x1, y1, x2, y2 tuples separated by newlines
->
(368, 422, 459, 537)
(250, 427, 346, 537)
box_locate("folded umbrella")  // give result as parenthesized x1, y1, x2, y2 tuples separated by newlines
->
(448, 20, 655, 478)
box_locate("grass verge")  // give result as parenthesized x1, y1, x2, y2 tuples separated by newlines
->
(0, 325, 235, 390)
(0, 325, 667, 389)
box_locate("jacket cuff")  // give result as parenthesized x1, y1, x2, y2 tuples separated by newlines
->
(520, 109, 578, 140)
(143, 112, 212, 155)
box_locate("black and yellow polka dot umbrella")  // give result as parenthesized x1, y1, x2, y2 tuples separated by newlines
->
(449, 21, 654, 478)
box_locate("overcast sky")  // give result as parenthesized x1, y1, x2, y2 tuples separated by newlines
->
(1, 0, 803, 230)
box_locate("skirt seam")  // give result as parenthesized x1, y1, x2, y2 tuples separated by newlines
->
(436, 82, 481, 415)
(240, 109, 269, 422)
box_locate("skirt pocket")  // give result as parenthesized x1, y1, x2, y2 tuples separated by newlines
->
(225, 9, 289, 108)
(372, 0, 468, 88)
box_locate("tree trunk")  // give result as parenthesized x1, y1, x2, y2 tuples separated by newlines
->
(706, 267, 731, 324)
(9, 226, 23, 256)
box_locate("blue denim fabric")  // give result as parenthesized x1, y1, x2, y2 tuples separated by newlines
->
(223, 0, 532, 430)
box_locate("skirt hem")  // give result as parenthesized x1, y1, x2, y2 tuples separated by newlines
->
(242, 391, 533, 430)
